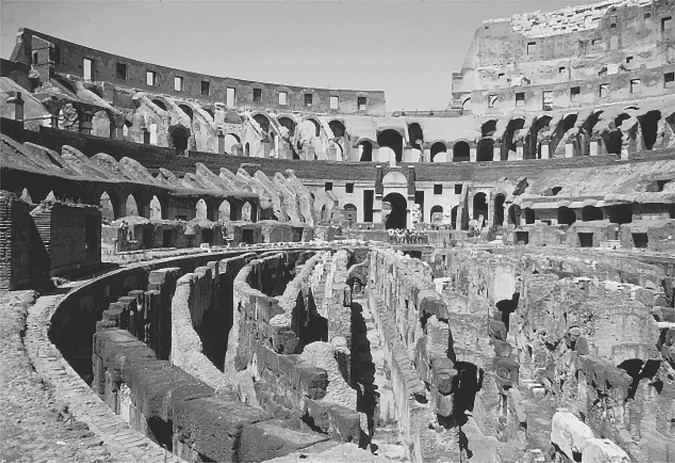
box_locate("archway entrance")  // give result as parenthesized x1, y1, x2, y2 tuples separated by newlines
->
(494, 194, 506, 226)
(453, 141, 470, 162)
(149, 195, 162, 220)
(359, 141, 373, 161)
(170, 126, 190, 153)
(557, 207, 576, 225)
(382, 192, 407, 229)
(377, 129, 403, 164)
(431, 142, 447, 162)
(473, 193, 488, 223)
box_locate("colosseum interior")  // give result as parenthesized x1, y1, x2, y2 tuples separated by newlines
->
(1, 0, 674, 461)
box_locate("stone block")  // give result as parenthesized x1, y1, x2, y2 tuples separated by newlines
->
(489, 320, 507, 341)
(551, 410, 594, 461)
(431, 357, 457, 395)
(493, 357, 519, 386)
(433, 388, 454, 417)
(491, 339, 512, 357)
(581, 438, 630, 463)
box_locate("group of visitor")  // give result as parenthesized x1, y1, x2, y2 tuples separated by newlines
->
(387, 228, 428, 244)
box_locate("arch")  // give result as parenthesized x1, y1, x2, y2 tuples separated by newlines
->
(430, 205, 444, 224)
(100, 191, 116, 221)
(461, 97, 471, 111)
(407, 123, 424, 149)
(358, 140, 373, 161)
(277, 116, 297, 137)
(581, 206, 603, 221)
(382, 171, 407, 187)
(476, 138, 494, 162)
(223, 112, 242, 124)
(382, 192, 407, 229)
(638, 110, 661, 150)
(451, 205, 459, 230)
(529, 115, 553, 159)
(557, 206, 576, 225)
(377, 129, 404, 164)
(501, 118, 525, 160)
(343, 203, 358, 226)
(494, 194, 506, 226)
(91, 110, 111, 138)
(473, 193, 488, 223)
(481, 120, 497, 137)
(328, 120, 346, 139)
(245, 142, 251, 157)
(178, 104, 194, 121)
(523, 208, 535, 224)
(125, 194, 139, 217)
(195, 199, 208, 220)
(122, 120, 132, 139)
(430, 142, 447, 162)
(218, 200, 231, 222)
(224, 133, 240, 153)
(253, 113, 272, 137)
(169, 125, 190, 153)
(242, 202, 252, 221)
(151, 99, 167, 111)
(204, 108, 215, 120)
(453, 141, 470, 162)
(149, 195, 162, 220)
(608, 204, 632, 224)
(302, 117, 321, 137)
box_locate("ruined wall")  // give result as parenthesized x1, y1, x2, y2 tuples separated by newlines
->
(0, 191, 32, 289)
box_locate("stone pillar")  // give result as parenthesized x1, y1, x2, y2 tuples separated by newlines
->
(423, 148, 431, 163)
(590, 138, 601, 156)
(565, 143, 574, 158)
(112, 126, 124, 140)
(514, 142, 524, 161)
(5, 91, 24, 120)
(540, 142, 550, 159)
(218, 132, 225, 154)
(79, 112, 93, 135)
(493, 146, 501, 162)
(470, 147, 477, 162)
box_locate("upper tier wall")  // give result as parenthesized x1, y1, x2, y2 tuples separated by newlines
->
(12, 28, 386, 116)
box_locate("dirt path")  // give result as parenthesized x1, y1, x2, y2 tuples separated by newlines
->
(0, 290, 115, 463)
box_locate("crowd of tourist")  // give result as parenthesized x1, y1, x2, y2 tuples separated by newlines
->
(387, 228, 429, 244)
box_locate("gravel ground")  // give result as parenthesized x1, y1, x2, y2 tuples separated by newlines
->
(0, 290, 115, 463)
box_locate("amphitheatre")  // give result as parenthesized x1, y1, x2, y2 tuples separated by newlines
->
(1, 0, 674, 461)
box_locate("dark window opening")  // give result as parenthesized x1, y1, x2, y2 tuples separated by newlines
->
(657, 180, 670, 191)
(162, 230, 173, 247)
(253, 88, 262, 103)
(665, 72, 674, 89)
(557, 207, 576, 226)
(346, 183, 354, 193)
(116, 62, 127, 80)
(453, 141, 470, 162)
(526, 42, 537, 54)
(434, 184, 443, 195)
(32, 52, 38, 65)
(515, 92, 525, 107)
(143, 129, 151, 145)
(609, 205, 632, 224)
(524, 208, 535, 224)
(455, 184, 463, 195)
(582, 206, 603, 221)
(644, 11, 651, 19)
(359, 141, 373, 161)
(578, 233, 594, 248)
(242, 229, 254, 244)
(662, 16, 672, 32)
(515, 231, 529, 245)
(632, 233, 648, 248)
(571, 86, 581, 101)
(599, 83, 610, 97)
(201, 229, 214, 245)
(201, 81, 210, 96)
(304, 93, 313, 107)
(626, 56, 633, 64)
(85, 215, 98, 253)
(610, 15, 618, 28)
(559, 66, 566, 74)
(363, 190, 374, 222)
(325, 182, 333, 191)
(358, 96, 367, 111)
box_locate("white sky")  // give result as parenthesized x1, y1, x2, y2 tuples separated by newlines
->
(1, 0, 595, 110)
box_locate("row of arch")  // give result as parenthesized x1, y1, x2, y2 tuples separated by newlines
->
(100, 192, 254, 222)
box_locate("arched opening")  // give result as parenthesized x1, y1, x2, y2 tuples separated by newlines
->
(149, 195, 162, 220)
(581, 206, 603, 221)
(461, 98, 471, 111)
(523, 208, 535, 224)
(557, 206, 576, 226)
(91, 110, 111, 138)
(638, 110, 661, 150)
(224, 133, 240, 154)
(476, 138, 494, 162)
(204, 108, 215, 121)
(528, 115, 552, 159)
(451, 206, 459, 229)
(122, 121, 131, 140)
(473, 193, 488, 222)
(218, 200, 231, 222)
(382, 192, 407, 229)
(430, 142, 447, 162)
(343, 203, 357, 226)
(494, 194, 506, 226)
(125, 194, 139, 217)
(501, 118, 525, 160)
(328, 120, 346, 139)
(430, 205, 444, 224)
(245, 142, 250, 157)
(169, 126, 190, 153)
(278, 116, 296, 137)
(242, 202, 252, 221)
(481, 120, 497, 137)
(508, 204, 521, 226)
(407, 123, 424, 149)
(100, 191, 116, 221)
(358, 141, 373, 161)
(453, 141, 470, 162)
(195, 199, 208, 220)
(377, 129, 403, 164)
(253, 114, 272, 139)
(178, 104, 194, 121)
(152, 99, 167, 111)
(608, 204, 633, 224)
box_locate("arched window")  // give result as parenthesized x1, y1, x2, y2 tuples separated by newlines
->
(494, 195, 506, 226)
(430, 205, 444, 224)
(523, 208, 535, 224)
(149, 195, 162, 220)
(170, 126, 190, 153)
(473, 193, 488, 222)
(218, 200, 231, 221)
(195, 199, 208, 220)
(453, 141, 470, 162)
(125, 194, 139, 217)
(377, 129, 404, 164)
(608, 204, 632, 224)
(557, 206, 576, 225)
(431, 142, 447, 162)
(476, 138, 494, 162)
(359, 141, 373, 161)
(242, 202, 252, 221)
(581, 206, 603, 221)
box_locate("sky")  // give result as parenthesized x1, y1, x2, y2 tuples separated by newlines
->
(1, 0, 596, 110)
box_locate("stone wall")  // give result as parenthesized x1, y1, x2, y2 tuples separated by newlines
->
(0, 191, 32, 289)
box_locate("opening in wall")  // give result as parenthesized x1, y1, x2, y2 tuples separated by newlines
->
(330, 96, 339, 110)
(305, 93, 313, 107)
(226, 87, 236, 108)
(632, 233, 648, 248)
(174, 76, 183, 92)
(278, 91, 288, 106)
(116, 62, 127, 80)
(571, 86, 580, 101)
(201, 81, 210, 96)
(542, 91, 553, 111)
(599, 83, 609, 98)
(515, 92, 525, 107)
(488, 94, 498, 108)
(83, 58, 93, 80)
(665, 72, 674, 89)
(630, 79, 641, 94)
(146, 70, 156, 86)
(358, 96, 367, 111)
(253, 88, 262, 103)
